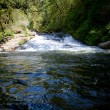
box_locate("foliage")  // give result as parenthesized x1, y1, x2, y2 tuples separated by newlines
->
(0, 0, 110, 45)
(4, 29, 14, 36)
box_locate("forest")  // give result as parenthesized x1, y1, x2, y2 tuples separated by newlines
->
(0, 0, 110, 45)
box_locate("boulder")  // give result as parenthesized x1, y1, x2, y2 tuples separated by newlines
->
(98, 41, 110, 49)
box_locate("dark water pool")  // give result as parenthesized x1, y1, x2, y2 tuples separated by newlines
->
(0, 51, 110, 110)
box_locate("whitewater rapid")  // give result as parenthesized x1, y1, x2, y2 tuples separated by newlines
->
(16, 33, 103, 53)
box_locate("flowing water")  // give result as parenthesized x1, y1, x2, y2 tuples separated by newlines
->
(17, 33, 103, 53)
(0, 33, 110, 110)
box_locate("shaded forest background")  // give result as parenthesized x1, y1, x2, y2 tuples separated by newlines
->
(0, 0, 110, 45)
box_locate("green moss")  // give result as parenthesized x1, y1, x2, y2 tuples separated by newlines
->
(4, 29, 14, 36)
(19, 39, 27, 45)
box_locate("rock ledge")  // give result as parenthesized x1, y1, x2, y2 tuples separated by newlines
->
(98, 41, 110, 49)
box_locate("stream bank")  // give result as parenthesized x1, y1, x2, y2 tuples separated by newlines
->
(0, 31, 36, 52)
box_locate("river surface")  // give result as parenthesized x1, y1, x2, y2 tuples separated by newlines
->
(0, 33, 110, 110)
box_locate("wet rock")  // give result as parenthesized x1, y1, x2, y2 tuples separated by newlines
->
(16, 46, 26, 50)
(0, 47, 5, 52)
(0, 86, 5, 93)
(63, 44, 73, 48)
(98, 41, 110, 49)
(0, 90, 28, 110)
(13, 79, 29, 86)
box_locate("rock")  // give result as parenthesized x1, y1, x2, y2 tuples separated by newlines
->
(64, 44, 73, 48)
(15, 30, 22, 34)
(6, 47, 17, 52)
(98, 41, 110, 49)
(14, 34, 25, 37)
(13, 79, 29, 86)
(0, 47, 5, 52)
(0, 30, 35, 52)
(28, 31, 36, 36)
(0, 86, 6, 93)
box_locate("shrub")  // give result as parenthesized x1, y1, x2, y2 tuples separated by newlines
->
(4, 29, 14, 36)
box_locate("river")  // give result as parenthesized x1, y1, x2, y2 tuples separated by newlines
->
(0, 33, 110, 110)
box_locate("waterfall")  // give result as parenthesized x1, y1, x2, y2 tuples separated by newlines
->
(16, 33, 103, 53)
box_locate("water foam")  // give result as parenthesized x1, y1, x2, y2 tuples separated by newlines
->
(16, 33, 103, 53)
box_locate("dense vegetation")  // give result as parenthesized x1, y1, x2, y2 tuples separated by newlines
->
(0, 0, 110, 45)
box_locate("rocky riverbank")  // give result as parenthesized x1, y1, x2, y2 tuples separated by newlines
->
(0, 31, 36, 52)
